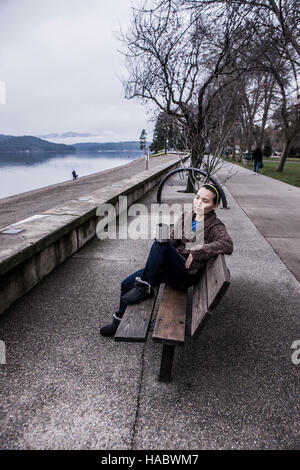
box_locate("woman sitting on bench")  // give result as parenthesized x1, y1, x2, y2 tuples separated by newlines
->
(100, 183, 233, 337)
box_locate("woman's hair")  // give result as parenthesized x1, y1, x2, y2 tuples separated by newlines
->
(202, 183, 220, 205)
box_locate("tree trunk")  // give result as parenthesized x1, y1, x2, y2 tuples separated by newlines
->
(190, 141, 205, 168)
(185, 141, 204, 193)
(276, 140, 291, 172)
(258, 80, 274, 149)
(232, 138, 236, 161)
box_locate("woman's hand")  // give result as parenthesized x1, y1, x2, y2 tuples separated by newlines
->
(185, 253, 193, 269)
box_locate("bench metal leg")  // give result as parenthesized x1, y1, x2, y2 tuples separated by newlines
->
(159, 344, 175, 383)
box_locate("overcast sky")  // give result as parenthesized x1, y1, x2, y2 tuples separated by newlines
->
(0, 0, 153, 143)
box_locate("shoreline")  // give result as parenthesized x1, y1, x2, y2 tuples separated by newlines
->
(0, 154, 145, 204)
(0, 153, 177, 230)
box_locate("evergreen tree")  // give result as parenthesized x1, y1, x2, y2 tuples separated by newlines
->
(150, 114, 167, 153)
(139, 129, 147, 152)
(263, 138, 272, 157)
(150, 112, 185, 153)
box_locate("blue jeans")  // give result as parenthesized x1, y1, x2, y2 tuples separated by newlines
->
(115, 241, 198, 317)
(253, 160, 261, 173)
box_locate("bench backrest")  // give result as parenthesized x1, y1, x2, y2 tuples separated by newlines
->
(191, 254, 230, 337)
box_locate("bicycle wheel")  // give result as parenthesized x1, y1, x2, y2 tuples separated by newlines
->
(156, 167, 228, 208)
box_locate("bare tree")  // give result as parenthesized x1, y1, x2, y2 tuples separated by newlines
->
(233, 72, 276, 156)
(270, 73, 300, 170)
(257, 75, 276, 148)
(249, 27, 300, 170)
(184, 0, 300, 170)
(119, 0, 252, 181)
(186, 0, 300, 64)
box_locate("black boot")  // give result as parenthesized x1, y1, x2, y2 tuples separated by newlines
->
(122, 276, 154, 305)
(100, 314, 121, 337)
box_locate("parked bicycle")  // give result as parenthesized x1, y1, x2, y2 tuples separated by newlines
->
(156, 153, 228, 208)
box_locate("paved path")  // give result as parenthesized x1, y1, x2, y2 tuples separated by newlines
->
(0, 154, 177, 230)
(0, 173, 299, 449)
(215, 161, 300, 283)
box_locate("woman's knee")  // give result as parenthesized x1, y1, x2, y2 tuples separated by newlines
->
(151, 239, 167, 250)
(121, 269, 144, 291)
(120, 278, 128, 290)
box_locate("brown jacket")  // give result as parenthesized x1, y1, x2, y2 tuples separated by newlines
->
(169, 209, 233, 276)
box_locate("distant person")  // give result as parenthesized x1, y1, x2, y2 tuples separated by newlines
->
(252, 147, 263, 174)
(72, 170, 78, 180)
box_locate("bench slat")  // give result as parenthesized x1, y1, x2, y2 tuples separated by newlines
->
(191, 268, 208, 337)
(152, 285, 186, 345)
(206, 254, 230, 310)
(114, 286, 159, 342)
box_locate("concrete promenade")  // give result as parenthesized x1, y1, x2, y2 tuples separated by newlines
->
(0, 157, 299, 449)
(215, 160, 300, 283)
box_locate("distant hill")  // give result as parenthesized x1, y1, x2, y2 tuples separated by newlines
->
(0, 135, 150, 153)
(0, 135, 75, 152)
(40, 132, 95, 139)
(74, 141, 148, 152)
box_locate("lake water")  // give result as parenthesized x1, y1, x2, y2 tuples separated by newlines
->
(0, 151, 142, 199)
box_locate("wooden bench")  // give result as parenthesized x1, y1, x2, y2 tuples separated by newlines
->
(114, 254, 230, 383)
